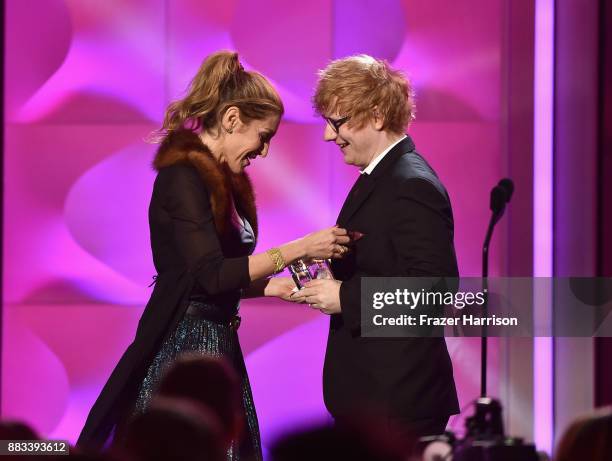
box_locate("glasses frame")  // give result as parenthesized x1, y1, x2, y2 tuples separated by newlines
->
(324, 115, 351, 133)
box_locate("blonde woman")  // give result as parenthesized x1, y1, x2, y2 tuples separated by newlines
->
(78, 51, 350, 460)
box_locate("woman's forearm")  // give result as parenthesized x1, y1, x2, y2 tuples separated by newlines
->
(242, 278, 270, 298)
(247, 239, 305, 281)
(246, 225, 350, 282)
(243, 276, 295, 300)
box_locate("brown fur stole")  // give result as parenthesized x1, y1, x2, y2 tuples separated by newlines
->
(152, 129, 258, 238)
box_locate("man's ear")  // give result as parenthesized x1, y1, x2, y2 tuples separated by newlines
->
(372, 106, 385, 130)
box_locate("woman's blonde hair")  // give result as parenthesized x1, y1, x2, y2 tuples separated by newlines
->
(313, 55, 415, 135)
(154, 51, 283, 139)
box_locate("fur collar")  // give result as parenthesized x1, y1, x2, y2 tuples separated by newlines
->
(152, 129, 258, 238)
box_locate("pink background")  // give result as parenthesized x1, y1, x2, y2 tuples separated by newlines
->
(3, 0, 506, 452)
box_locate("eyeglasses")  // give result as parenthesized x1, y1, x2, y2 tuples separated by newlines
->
(324, 115, 351, 133)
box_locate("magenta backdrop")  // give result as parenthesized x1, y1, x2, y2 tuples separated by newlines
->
(3, 0, 504, 451)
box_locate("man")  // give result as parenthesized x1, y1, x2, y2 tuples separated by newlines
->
(293, 55, 459, 436)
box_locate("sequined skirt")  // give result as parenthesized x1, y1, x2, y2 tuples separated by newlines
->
(133, 300, 262, 461)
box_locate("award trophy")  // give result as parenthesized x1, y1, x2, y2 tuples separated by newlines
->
(288, 230, 362, 289)
(288, 259, 334, 289)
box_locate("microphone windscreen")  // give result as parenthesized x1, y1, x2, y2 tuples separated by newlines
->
(498, 178, 514, 203)
(490, 186, 506, 214)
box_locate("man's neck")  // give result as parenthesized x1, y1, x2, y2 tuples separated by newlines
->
(363, 132, 406, 169)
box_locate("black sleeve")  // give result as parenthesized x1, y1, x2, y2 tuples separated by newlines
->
(339, 178, 458, 330)
(159, 165, 250, 295)
(389, 178, 458, 277)
(338, 274, 361, 331)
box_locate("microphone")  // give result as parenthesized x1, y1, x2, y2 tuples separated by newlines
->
(490, 178, 514, 220)
(498, 178, 514, 202)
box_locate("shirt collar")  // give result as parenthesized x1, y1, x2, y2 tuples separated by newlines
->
(360, 135, 408, 175)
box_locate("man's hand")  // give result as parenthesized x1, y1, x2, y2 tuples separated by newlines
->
(291, 279, 342, 315)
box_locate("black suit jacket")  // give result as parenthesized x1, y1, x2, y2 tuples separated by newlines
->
(325, 136, 460, 421)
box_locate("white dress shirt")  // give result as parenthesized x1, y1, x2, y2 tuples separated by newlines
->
(361, 135, 408, 175)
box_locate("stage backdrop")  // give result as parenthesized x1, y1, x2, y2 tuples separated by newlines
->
(3, 0, 505, 451)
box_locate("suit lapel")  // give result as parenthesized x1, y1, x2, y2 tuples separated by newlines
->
(336, 136, 416, 227)
(337, 174, 375, 226)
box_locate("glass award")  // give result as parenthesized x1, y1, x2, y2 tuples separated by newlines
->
(288, 259, 335, 289)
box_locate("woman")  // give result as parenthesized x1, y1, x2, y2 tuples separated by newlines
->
(77, 51, 350, 459)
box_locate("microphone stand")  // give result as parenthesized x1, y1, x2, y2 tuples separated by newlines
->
(480, 180, 513, 397)
(481, 215, 495, 397)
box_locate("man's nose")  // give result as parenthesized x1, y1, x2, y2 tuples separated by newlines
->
(323, 123, 337, 142)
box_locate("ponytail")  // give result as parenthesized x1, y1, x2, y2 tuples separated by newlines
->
(151, 50, 283, 141)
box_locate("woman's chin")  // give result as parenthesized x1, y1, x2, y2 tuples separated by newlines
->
(226, 162, 245, 174)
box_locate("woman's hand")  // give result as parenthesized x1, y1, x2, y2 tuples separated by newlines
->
(300, 226, 351, 260)
(264, 277, 298, 301)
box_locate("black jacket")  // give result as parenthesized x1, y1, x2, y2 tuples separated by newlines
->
(325, 136, 460, 421)
(77, 130, 257, 449)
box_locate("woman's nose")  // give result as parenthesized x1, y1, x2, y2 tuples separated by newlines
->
(259, 142, 270, 158)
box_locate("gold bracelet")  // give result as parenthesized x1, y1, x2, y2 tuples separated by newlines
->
(266, 248, 286, 274)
